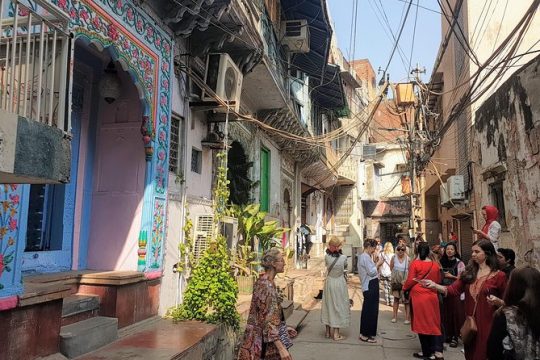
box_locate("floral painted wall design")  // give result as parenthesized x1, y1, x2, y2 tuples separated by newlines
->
(0, 185, 20, 290)
(150, 199, 165, 269)
(53, 0, 173, 272)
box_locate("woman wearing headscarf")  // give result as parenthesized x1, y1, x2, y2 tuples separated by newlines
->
(238, 248, 295, 360)
(321, 236, 350, 341)
(473, 205, 501, 250)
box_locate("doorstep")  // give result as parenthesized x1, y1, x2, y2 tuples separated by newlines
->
(76, 319, 219, 360)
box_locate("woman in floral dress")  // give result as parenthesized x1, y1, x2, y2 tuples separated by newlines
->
(238, 248, 296, 360)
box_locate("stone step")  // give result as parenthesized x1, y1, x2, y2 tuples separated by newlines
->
(286, 309, 308, 330)
(62, 294, 99, 317)
(282, 299, 294, 320)
(60, 316, 118, 358)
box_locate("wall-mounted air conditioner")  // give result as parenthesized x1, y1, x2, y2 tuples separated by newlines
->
(193, 214, 214, 261)
(192, 214, 239, 260)
(440, 182, 450, 206)
(203, 53, 243, 112)
(362, 144, 377, 159)
(280, 19, 310, 53)
(447, 175, 465, 201)
(220, 216, 238, 250)
(440, 175, 465, 206)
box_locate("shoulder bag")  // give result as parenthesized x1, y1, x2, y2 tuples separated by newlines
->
(460, 274, 490, 346)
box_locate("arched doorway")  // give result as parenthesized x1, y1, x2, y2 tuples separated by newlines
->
(325, 197, 334, 236)
(227, 141, 253, 206)
(282, 189, 292, 247)
(78, 42, 147, 271)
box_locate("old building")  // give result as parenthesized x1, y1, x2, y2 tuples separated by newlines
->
(423, 0, 540, 262)
(0, 0, 175, 358)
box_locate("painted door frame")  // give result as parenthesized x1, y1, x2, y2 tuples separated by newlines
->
(21, 80, 86, 272)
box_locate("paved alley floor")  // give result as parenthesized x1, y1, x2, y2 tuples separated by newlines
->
(290, 265, 466, 360)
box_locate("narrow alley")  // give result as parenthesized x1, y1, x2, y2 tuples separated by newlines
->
(1, 0, 539, 359)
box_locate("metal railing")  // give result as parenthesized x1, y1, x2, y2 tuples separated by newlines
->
(0, 0, 72, 132)
(260, 9, 289, 100)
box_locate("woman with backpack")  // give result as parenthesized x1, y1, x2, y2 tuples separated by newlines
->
(390, 243, 410, 324)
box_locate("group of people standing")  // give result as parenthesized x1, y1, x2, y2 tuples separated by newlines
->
(237, 205, 539, 360)
(320, 203, 540, 360)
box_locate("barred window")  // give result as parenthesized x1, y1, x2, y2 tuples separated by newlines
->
(169, 115, 185, 174)
(191, 148, 202, 174)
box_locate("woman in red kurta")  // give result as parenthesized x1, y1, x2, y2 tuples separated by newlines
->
(424, 239, 506, 360)
(403, 242, 442, 359)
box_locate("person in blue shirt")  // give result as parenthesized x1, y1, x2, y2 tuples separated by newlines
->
(358, 238, 384, 343)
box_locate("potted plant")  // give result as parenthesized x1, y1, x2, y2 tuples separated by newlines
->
(232, 244, 259, 294)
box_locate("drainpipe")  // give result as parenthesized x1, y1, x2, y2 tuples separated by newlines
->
(176, 71, 191, 307)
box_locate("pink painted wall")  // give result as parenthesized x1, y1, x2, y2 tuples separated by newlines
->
(72, 66, 94, 270)
(86, 65, 145, 271)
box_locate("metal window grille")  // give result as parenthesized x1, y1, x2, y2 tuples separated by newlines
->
(169, 116, 180, 173)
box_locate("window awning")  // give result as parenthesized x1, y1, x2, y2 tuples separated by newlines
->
(311, 64, 346, 109)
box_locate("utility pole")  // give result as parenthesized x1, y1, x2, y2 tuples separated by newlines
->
(410, 65, 426, 240)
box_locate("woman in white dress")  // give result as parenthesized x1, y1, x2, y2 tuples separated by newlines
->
(380, 242, 395, 306)
(321, 236, 350, 341)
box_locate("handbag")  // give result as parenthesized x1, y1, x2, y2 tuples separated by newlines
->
(460, 315, 478, 346)
(460, 274, 489, 346)
(391, 282, 403, 291)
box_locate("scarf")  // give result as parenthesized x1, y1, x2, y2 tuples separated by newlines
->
(326, 248, 342, 257)
(482, 205, 499, 234)
(440, 256, 458, 274)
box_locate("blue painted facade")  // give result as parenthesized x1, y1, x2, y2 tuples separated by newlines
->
(0, 0, 173, 301)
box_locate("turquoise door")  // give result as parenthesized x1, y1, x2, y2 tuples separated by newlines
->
(22, 84, 84, 272)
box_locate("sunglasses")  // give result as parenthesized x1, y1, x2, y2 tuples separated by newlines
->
(397, 248, 405, 252)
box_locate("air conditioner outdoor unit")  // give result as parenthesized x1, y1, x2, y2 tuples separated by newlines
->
(362, 144, 377, 159)
(447, 175, 465, 200)
(440, 182, 450, 206)
(193, 214, 214, 260)
(203, 53, 243, 112)
(280, 19, 310, 53)
(220, 216, 239, 250)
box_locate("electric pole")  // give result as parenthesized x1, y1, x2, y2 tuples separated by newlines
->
(410, 65, 426, 240)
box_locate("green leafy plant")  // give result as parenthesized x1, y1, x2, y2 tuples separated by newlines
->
(231, 244, 260, 279)
(169, 151, 240, 330)
(227, 204, 288, 251)
(175, 206, 194, 276)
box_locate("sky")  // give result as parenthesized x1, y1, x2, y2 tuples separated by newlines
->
(327, 0, 442, 83)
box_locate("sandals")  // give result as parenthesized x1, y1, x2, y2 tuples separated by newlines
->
(333, 334, 345, 341)
(449, 338, 458, 348)
(359, 336, 377, 343)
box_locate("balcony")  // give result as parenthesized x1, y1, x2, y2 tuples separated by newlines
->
(241, 7, 289, 111)
(0, 0, 72, 184)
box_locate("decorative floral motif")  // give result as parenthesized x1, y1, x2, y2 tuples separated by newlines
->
(0, 185, 20, 290)
(48, 0, 173, 271)
(150, 200, 165, 269)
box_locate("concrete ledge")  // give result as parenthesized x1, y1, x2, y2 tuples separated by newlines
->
(286, 309, 308, 330)
(62, 294, 100, 317)
(18, 283, 72, 307)
(60, 316, 118, 358)
(79, 271, 146, 286)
